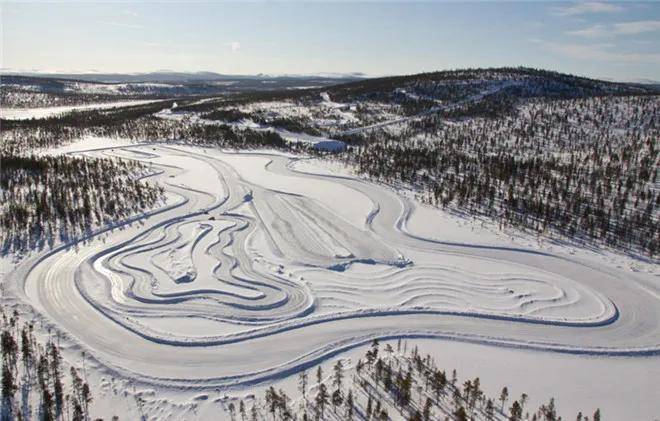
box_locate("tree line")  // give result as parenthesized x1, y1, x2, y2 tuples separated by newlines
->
(0, 153, 164, 254)
(343, 95, 659, 257)
(226, 339, 603, 421)
(1, 114, 289, 155)
(1, 310, 93, 421)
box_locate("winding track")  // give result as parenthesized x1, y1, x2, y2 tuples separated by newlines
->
(8, 144, 660, 390)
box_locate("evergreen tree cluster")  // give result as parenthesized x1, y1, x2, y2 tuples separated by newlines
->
(0, 115, 288, 155)
(344, 95, 659, 256)
(0, 152, 164, 254)
(0, 74, 135, 109)
(109, 116, 289, 149)
(0, 310, 93, 421)
(325, 67, 655, 106)
(234, 339, 602, 420)
(0, 88, 128, 109)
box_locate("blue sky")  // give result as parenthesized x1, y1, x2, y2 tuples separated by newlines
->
(1, 1, 659, 81)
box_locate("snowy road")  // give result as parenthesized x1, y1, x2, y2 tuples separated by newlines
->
(8, 144, 660, 393)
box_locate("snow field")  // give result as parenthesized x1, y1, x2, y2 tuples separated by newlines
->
(4, 143, 659, 419)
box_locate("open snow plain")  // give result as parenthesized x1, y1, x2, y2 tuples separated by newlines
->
(6, 143, 660, 418)
(0, 99, 161, 120)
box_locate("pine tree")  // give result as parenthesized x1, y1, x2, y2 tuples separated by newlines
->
(485, 398, 495, 421)
(593, 408, 601, 421)
(509, 400, 523, 421)
(239, 400, 246, 421)
(345, 389, 354, 420)
(333, 360, 344, 390)
(315, 383, 329, 419)
(423, 397, 432, 421)
(2, 362, 17, 408)
(316, 366, 323, 385)
(299, 370, 308, 402)
(331, 388, 343, 412)
(500, 386, 509, 411)
(453, 406, 468, 421)
(228, 402, 236, 421)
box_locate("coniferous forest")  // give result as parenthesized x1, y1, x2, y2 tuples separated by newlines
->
(0, 153, 164, 253)
(343, 95, 659, 257)
(1, 68, 657, 257)
(232, 340, 602, 421)
(0, 311, 93, 421)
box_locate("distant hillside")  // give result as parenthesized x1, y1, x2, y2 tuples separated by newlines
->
(2, 71, 366, 84)
(0, 72, 362, 108)
(328, 67, 657, 99)
(316, 67, 659, 118)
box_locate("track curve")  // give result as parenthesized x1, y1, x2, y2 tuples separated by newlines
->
(8, 144, 660, 391)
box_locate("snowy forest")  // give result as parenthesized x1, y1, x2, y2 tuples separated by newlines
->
(343, 95, 659, 256)
(1, 67, 658, 256)
(0, 311, 93, 421)
(0, 153, 164, 254)
(229, 340, 602, 421)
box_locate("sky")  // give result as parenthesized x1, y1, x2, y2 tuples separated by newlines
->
(1, 1, 659, 81)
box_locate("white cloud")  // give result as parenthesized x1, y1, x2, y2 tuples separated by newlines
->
(229, 41, 241, 52)
(613, 20, 660, 34)
(98, 21, 143, 30)
(532, 39, 660, 64)
(554, 2, 623, 16)
(566, 20, 660, 38)
(566, 24, 609, 38)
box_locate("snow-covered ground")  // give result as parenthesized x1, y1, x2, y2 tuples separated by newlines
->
(0, 99, 161, 120)
(155, 104, 347, 152)
(35, 135, 138, 155)
(2, 144, 659, 420)
(275, 129, 346, 151)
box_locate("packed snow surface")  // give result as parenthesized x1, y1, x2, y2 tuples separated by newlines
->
(5, 144, 659, 419)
